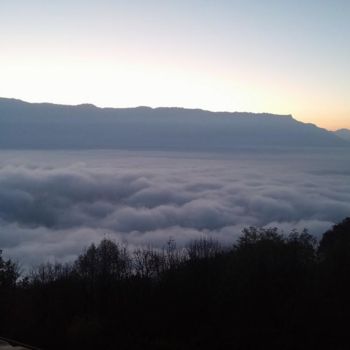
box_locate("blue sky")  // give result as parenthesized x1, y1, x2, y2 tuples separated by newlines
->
(0, 0, 349, 129)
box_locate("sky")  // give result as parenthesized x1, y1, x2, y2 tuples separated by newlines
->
(0, 0, 349, 130)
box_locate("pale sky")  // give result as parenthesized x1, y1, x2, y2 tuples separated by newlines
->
(0, 0, 349, 130)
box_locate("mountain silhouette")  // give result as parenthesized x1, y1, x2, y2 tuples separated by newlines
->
(334, 128, 350, 142)
(0, 97, 347, 150)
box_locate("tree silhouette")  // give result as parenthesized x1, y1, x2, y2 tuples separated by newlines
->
(1, 221, 350, 350)
(0, 250, 19, 289)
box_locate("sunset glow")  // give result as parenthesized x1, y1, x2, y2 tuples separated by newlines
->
(0, 0, 349, 129)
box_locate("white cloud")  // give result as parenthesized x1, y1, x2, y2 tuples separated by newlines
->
(0, 149, 349, 266)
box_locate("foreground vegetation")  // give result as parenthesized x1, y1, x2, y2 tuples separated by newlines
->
(1, 218, 350, 349)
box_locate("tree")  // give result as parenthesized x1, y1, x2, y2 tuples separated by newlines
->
(318, 217, 350, 262)
(186, 237, 221, 261)
(0, 249, 19, 289)
(75, 239, 132, 284)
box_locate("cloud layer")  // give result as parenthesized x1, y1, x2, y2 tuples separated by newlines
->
(0, 149, 349, 266)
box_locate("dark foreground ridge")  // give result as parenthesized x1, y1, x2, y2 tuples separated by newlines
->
(0, 337, 41, 350)
(0, 97, 348, 150)
(1, 218, 350, 349)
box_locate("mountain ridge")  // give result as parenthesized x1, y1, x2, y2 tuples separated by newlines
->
(0, 96, 294, 118)
(334, 128, 350, 142)
(0, 97, 347, 150)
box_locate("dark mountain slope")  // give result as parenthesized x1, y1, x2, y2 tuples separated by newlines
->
(0, 98, 347, 150)
(334, 128, 350, 142)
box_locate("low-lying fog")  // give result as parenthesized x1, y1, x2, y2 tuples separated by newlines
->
(1, 148, 349, 266)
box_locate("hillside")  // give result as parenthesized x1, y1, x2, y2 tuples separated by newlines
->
(334, 128, 350, 142)
(0, 98, 347, 150)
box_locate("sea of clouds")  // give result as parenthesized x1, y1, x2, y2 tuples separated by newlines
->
(0, 149, 349, 266)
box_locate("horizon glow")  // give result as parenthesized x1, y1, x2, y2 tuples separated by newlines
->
(0, 1, 349, 130)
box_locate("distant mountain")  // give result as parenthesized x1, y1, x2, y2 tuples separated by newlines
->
(334, 129, 350, 142)
(0, 97, 347, 150)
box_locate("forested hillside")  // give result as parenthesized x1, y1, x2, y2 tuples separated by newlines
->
(1, 218, 350, 349)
